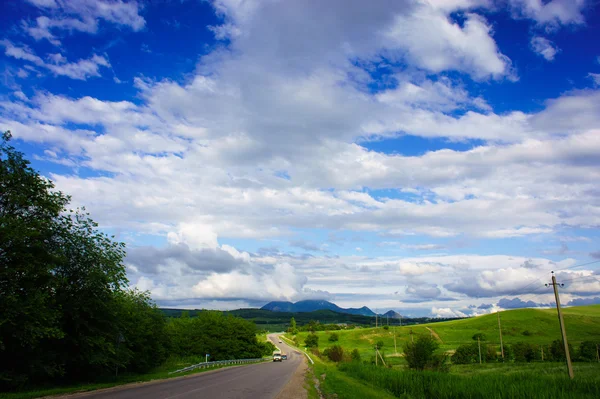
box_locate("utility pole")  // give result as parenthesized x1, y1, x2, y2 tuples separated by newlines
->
(375, 312, 378, 328)
(497, 312, 504, 361)
(394, 327, 397, 354)
(387, 315, 389, 326)
(375, 346, 378, 366)
(546, 272, 574, 379)
(478, 336, 482, 364)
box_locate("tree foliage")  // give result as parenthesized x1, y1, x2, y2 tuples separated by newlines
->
(0, 132, 167, 388)
(167, 311, 268, 360)
(328, 333, 339, 342)
(403, 334, 444, 371)
(305, 333, 319, 348)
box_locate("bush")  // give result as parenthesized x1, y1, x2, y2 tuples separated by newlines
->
(451, 343, 479, 364)
(323, 345, 344, 362)
(549, 339, 574, 362)
(305, 333, 319, 348)
(329, 333, 339, 342)
(513, 342, 536, 362)
(403, 334, 442, 371)
(486, 345, 499, 362)
(579, 341, 598, 362)
(383, 325, 389, 330)
(522, 330, 532, 336)
(376, 340, 384, 350)
(351, 348, 361, 362)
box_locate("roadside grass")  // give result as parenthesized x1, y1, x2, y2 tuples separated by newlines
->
(282, 334, 396, 399)
(339, 361, 600, 399)
(293, 305, 600, 358)
(0, 356, 267, 399)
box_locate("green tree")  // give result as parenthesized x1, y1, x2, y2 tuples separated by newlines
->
(0, 131, 133, 387)
(1, 131, 69, 386)
(472, 333, 486, 341)
(403, 335, 440, 371)
(287, 317, 298, 334)
(329, 333, 339, 342)
(305, 333, 319, 348)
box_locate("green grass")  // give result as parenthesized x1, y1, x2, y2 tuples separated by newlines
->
(292, 305, 600, 358)
(339, 362, 600, 399)
(0, 356, 267, 399)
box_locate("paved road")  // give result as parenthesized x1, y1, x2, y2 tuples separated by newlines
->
(64, 334, 304, 399)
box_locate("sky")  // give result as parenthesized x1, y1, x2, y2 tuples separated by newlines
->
(1, 0, 600, 318)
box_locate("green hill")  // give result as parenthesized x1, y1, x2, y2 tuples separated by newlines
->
(290, 305, 600, 359)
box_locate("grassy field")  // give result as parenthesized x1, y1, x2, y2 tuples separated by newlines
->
(0, 355, 267, 399)
(285, 305, 600, 399)
(292, 305, 600, 359)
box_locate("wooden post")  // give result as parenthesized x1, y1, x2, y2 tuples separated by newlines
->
(478, 336, 482, 364)
(549, 274, 574, 379)
(497, 312, 504, 361)
(541, 345, 544, 361)
(394, 327, 397, 354)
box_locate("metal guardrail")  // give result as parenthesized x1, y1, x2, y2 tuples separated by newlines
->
(169, 358, 266, 374)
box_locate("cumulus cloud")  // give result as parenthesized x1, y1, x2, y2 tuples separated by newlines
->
(530, 36, 559, 61)
(3, 0, 600, 312)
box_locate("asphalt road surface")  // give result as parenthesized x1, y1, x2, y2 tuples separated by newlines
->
(65, 334, 304, 399)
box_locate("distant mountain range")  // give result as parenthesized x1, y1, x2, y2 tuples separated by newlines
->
(260, 300, 377, 316)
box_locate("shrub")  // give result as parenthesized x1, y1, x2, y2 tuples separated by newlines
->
(486, 345, 499, 362)
(323, 345, 344, 362)
(522, 330, 532, 336)
(351, 348, 361, 362)
(376, 340, 384, 350)
(403, 334, 443, 371)
(513, 342, 536, 362)
(305, 333, 319, 348)
(383, 325, 389, 330)
(549, 339, 574, 362)
(329, 333, 339, 342)
(451, 343, 479, 364)
(579, 341, 598, 362)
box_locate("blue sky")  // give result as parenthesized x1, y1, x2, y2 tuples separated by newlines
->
(1, 0, 600, 317)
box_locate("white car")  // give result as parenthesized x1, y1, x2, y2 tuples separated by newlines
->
(273, 354, 282, 362)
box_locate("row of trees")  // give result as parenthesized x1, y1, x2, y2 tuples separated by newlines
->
(0, 132, 271, 390)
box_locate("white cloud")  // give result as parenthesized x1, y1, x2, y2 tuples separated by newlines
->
(0, 40, 110, 80)
(589, 73, 600, 86)
(384, 10, 513, 80)
(530, 36, 559, 61)
(509, 0, 587, 26)
(23, 0, 145, 44)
